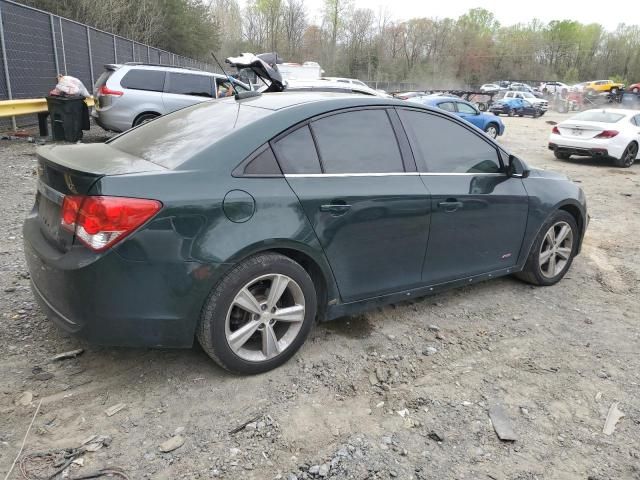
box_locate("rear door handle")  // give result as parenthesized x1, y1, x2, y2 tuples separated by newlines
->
(438, 200, 463, 212)
(319, 204, 352, 215)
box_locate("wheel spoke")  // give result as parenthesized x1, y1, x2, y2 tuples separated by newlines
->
(556, 247, 572, 260)
(234, 288, 263, 315)
(544, 229, 555, 248)
(539, 248, 553, 265)
(261, 324, 280, 358)
(266, 275, 289, 309)
(228, 320, 261, 352)
(548, 253, 557, 276)
(555, 225, 571, 245)
(273, 305, 305, 323)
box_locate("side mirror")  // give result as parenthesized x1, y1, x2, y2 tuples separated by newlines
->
(507, 155, 530, 178)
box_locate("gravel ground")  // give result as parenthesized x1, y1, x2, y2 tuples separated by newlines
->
(0, 114, 639, 480)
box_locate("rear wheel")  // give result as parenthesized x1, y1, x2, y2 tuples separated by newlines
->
(478, 103, 487, 112)
(508, 109, 514, 117)
(554, 151, 570, 160)
(484, 123, 499, 138)
(516, 211, 578, 286)
(197, 253, 317, 374)
(615, 142, 638, 168)
(133, 113, 160, 127)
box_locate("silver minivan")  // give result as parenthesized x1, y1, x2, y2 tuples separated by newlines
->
(92, 63, 251, 132)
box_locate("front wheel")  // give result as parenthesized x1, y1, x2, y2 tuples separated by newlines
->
(615, 142, 638, 168)
(554, 151, 570, 160)
(197, 253, 317, 374)
(515, 211, 578, 286)
(484, 123, 499, 138)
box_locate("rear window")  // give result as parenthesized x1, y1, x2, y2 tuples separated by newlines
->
(108, 101, 270, 169)
(572, 110, 624, 123)
(121, 69, 165, 92)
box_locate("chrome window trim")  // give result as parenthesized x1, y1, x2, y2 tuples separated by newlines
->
(284, 172, 505, 178)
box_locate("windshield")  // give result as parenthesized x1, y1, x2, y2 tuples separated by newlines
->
(521, 92, 534, 98)
(571, 110, 625, 123)
(109, 101, 271, 168)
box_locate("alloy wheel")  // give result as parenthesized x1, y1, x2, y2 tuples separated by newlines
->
(623, 143, 638, 167)
(539, 221, 574, 278)
(486, 125, 498, 138)
(225, 274, 306, 362)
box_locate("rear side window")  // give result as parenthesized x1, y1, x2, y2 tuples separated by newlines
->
(166, 73, 213, 97)
(242, 146, 282, 176)
(438, 102, 456, 112)
(120, 69, 165, 92)
(272, 126, 321, 174)
(311, 109, 404, 173)
(398, 109, 501, 174)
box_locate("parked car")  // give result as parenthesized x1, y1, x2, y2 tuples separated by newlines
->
(541, 82, 570, 94)
(410, 95, 505, 138)
(490, 98, 544, 117)
(322, 77, 369, 88)
(92, 63, 251, 132)
(629, 82, 640, 94)
(549, 109, 640, 167)
(508, 83, 543, 97)
(480, 83, 501, 93)
(583, 80, 625, 95)
(499, 91, 548, 111)
(24, 93, 588, 374)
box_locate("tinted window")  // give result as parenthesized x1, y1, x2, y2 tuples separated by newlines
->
(243, 147, 282, 175)
(438, 102, 456, 112)
(166, 73, 213, 97)
(311, 110, 404, 173)
(398, 109, 501, 174)
(121, 69, 165, 92)
(109, 102, 271, 169)
(457, 102, 477, 114)
(273, 126, 321, 174)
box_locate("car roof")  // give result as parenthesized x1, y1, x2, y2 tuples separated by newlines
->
(108, 63, 229, 78)
(231, 91, 403, 110)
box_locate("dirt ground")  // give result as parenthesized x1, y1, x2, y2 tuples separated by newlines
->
(0, 112, 639, 480)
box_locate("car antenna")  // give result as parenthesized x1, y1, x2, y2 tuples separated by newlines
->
(209, 51, 261, 100)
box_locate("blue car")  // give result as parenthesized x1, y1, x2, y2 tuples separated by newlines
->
(409, 96, 505, 138)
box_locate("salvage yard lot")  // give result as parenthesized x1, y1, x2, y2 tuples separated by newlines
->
(1, 113, 639, 479)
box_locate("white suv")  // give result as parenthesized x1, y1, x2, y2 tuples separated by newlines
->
(93, 63, 251, 132)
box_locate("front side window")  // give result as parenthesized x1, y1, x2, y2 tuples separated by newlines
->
(438, 102, 456, 112)
(398, 109, 501, 174)
(120, 69, 165, 92)
(272, 125, 322, 174)
(311, 109, 404, 174)
(456, 102, 477, 114)
(166, 73, 213, 97)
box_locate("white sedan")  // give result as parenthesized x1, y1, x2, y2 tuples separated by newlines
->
(548, 109, 640, 167)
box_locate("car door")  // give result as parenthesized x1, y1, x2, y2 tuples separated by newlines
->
(273, 108, 431, 302)
(397, 107, 529, 284)
(162, 72, 215, 112)
(455, 101, 483, 129)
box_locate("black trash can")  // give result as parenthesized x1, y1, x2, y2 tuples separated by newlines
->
(45, 95, 90, 142)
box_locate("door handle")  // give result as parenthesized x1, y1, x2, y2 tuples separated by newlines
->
(438, 200, 463, 212)
(319, 203, 352, 215)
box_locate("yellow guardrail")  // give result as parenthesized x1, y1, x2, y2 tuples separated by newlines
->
(0, 97, 95, 119)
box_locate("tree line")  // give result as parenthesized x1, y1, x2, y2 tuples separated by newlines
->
(23, 0, 640, 87)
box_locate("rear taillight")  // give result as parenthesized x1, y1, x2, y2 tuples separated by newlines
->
(552, 126, 560, 134)
(98, 85, 123, 96)
(61, 196, 162, 252)
(595, 130, 619, 138)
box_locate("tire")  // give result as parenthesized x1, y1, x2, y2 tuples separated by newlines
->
(508, 109, 514, 117)
(515, 210, 579, 286)
(484, 123, 499, 139)
(132, 112, 160, 127)
(197, 253, 317, 374)
(554, 151, 570, 160)
(532, 110, 540, 118)
(614, 142, 638, 168)
(478, 103, 487, 112)
(632, 87, 639, 94)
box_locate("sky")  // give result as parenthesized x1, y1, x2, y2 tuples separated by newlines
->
(301, 0, 628, 31)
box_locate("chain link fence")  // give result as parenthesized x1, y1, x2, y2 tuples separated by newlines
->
(0, 0, 220, 129)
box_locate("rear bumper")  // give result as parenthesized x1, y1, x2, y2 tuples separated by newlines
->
(23, 217, 223, 348)
(548, 142, 609, 157)
(92, 110, 126, 133)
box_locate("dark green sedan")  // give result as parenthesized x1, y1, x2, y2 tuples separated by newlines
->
(24, 93, 588, 374)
